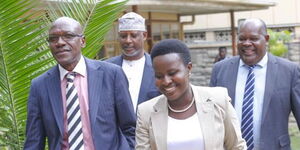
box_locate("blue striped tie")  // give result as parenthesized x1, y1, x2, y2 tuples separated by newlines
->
(241, 66, 255, 150)
(66, 72, 84, 150)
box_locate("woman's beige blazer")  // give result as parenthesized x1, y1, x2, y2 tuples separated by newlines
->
(135, 85, 246, 150)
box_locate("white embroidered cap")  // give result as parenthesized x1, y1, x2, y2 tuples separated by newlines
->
(118, 12, 146, 32)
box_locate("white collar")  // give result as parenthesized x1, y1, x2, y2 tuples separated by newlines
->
(123, 55, 145, 65)
(58, 55, 87, 81)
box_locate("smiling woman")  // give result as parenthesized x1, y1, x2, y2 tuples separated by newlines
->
(135, 39, 247, 150)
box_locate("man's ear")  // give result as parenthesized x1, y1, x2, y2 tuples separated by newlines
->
(265, 34, 270, 42)
(187, 62, 192, 71)
(143, 32, 148, 41)
(81, 36, 86, 48)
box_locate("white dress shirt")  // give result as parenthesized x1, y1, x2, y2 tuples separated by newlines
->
(235, 53, 268, 150)
(122, 55, 145, 112)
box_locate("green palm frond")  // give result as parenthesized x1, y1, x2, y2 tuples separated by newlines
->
(1, 0, 128, 149)
(47, 0, 128, 58)
(0, 0, 54, 149)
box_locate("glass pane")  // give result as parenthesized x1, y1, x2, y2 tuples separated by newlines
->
(161, 24, 170, 39)
(152, 23, 161, 41)
(171, 23, 179, 39)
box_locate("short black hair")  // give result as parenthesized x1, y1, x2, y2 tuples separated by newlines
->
(150, 39, 191, 65)
(219, 46, 227, 51)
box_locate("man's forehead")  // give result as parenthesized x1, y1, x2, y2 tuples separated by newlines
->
(238, 29, 263, 36)
(50, 17, 82, 33)
(239, 24, 264, 35)
(50, 22, 81, 34)
(50, 25, 75, 33)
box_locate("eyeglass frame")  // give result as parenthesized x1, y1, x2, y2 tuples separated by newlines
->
(47, 33, 83, 43)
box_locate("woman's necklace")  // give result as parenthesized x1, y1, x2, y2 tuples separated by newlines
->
(168, 97, 195, 113)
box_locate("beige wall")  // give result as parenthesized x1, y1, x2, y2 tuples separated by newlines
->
(138, 12, 178, 21)
(184, 0, 300, 30)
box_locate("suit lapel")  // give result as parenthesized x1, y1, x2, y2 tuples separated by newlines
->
(192, 85, 215, 150)
(47, 66, 64, 135)
(114, 56, 123, 66)
(85, 59, 103, 130)
(151, 97, 168, 150)
(227, 57, 240, 105)
(261, 54, 277, 123)
(138, 54, 152, 104)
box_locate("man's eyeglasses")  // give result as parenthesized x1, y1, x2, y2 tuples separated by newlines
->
(47, 34, 83, 43)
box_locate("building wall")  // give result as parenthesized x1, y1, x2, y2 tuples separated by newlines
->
(184, 0, 300, 31)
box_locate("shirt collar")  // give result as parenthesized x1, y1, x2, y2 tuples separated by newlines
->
(123, 55, 145, 65)
(58, 55, 87, 81)
(239, 52, 268, 68)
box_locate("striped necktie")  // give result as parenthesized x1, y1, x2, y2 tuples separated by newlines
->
(66, 72, 84, 150)
(241, 66, 255, 150)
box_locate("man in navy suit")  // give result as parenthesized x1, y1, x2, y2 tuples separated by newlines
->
(24, 17, 136, 150)
(106, 12, 160, 112)
(210, 18, 300, 150)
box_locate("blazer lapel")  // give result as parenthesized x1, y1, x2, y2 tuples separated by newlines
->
(261, 53, 277, 123)
(192, 85, 215, 150)
(47, 66, 64, 135)
(86, 59, 103, 130)
(114, 56, 123, 66)
(226, 57, 240, 105)
(151, 97, 168, 150)
(138, 54, 152, 104)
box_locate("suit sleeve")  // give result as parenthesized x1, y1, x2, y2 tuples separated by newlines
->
(223, 89, 247, 150)
(114, 68, 136, 149)
(23, 80, 46, 149)
(135, 105, 151, 150)
(291, 65, 300, 128)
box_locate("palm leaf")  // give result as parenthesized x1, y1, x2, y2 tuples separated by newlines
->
(1, 0, 127, 149)
(46, 0, 128, 58)
(0, 0, 54, 149)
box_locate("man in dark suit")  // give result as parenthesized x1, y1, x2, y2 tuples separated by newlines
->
(106, 12, 160, 112)
(210, 18, 300, 150)
(24, 17, 136, 150)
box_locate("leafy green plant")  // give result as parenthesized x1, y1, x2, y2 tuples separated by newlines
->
(0, 0, 53, 148)
(0, 0, 127, 149)
(268, 29, 291, 57)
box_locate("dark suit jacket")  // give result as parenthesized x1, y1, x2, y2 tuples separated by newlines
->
(106, 53, 160, 106)
(210, 53, 300, 150)
(24, 57, 136, 150)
